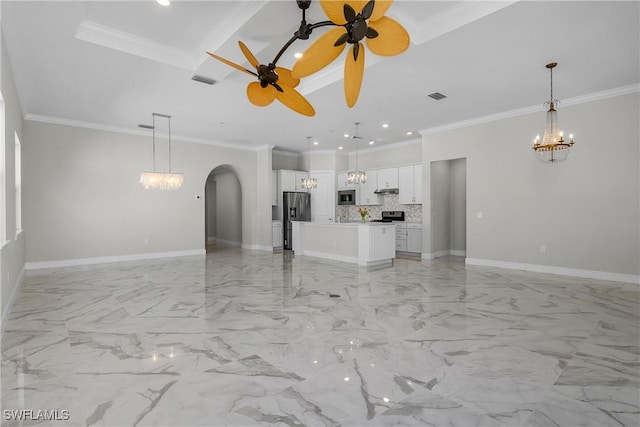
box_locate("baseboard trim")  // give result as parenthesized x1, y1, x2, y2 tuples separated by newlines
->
(24, 249, 206, 270)
(241, 244, 274, 252)
(300, 250, 358, 265)
(1, 267, 25, 336)
(450, 250, 466, 257)
(465, 258, 640, 285)
(216, 239, 241, 247)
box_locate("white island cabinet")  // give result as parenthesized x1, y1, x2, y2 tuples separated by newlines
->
(291, 222, 395, 267)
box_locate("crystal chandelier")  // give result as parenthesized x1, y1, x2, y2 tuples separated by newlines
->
(347, 122, 366, 184)
(532, 62, 575, 163)
(301, 136, 318, 190)
(140, 113, 184, 190)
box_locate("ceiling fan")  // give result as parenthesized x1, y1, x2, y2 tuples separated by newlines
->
(206, 42, 315, 116)
(206, 0, 410, 116)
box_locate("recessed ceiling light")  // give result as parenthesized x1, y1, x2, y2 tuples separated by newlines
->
(313, 141, 319, 145)
(294, 52, 303, 59)
(343, 133, 350, 138)
(406, 131, 413, 135)
(369, 139, 375, 145)
(156, 0, 170, 6)
(382, 123, 389, 128)
(338, 146, 343, 150)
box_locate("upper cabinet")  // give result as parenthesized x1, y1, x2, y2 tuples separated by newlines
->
(359, 170, 382, 205)
(399, 164, 422, 204)
(337, 171, 356, 190)
(376, 167, 399, 190)
(279, 170, 310, 192)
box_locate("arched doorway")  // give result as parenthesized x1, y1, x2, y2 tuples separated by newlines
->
(204, 165, 242, 252)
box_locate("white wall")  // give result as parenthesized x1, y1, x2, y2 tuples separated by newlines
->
(421, 92, 639, 282)
(351, 139, 421, 170)
(1, 31, 25, 333)
(272, 150, 300, 170)
(23, 120, 270, 266)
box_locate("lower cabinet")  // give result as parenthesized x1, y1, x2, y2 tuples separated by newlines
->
(395, 223, 422, 253)
(272, 221, 282, 248)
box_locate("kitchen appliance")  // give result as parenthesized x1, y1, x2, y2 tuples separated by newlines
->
(337, 189, 356, 205)
(283, 191, 311, 250)
(371, 211, 405, 222)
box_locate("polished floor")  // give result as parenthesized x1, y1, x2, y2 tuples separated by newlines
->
(1, 245, 638, 426)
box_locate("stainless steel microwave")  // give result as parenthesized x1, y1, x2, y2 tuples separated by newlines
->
(337, 189, 356, 205)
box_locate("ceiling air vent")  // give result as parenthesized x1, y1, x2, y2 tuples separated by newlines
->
(138, 124, 154, 129)
(428, 92, 446, 100)
(191, 75, 217, 85)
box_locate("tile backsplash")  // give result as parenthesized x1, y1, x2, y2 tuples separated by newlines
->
(336, 194, 422, 222)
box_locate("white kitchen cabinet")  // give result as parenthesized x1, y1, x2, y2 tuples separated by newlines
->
(399, 164, 422, 204)
(336, 171, 356, 189)
(358, 170, 382, 205)
(358, 224, 395, 264)
(406, 223, 422, 253)
(395, 223, 422, 253)
(377, 167, 399, 190)
(272, 221, 282, 248)
(295, 172, 310, 192)
(278, 170, 310, 193)
(279, 170, 296, 192)
(395, 224, 407, 251)
(309, 171, 335, 222)
(271, 170, 278, 206)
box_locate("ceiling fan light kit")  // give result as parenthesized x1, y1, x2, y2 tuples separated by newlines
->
(206, 0, 410, 116)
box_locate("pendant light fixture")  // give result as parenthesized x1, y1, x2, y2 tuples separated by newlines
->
(347, 122, 366, 184)
(301, 136, 318, 190)
(140, 113, 184, 190)
(532, 62, 575, 163)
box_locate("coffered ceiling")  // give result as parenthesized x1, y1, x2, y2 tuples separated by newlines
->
(2, 1, 638, 153)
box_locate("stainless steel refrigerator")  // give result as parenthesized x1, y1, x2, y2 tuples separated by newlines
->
(283, 191, 311, 250)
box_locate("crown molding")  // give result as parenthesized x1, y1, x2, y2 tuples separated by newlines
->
(24, 114, 258, 152)
(420, 84, 640, 136)
(357, 138, 422, 155)
(272, 148, 300, 158)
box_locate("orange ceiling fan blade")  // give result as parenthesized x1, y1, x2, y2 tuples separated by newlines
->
(276, 85, 316, 117)
(292, 27, 346, 79)
(344, 43, 365, 108)
(247, 82, 277, 107)
(238, 41, 260, 69)
(369, 0, 393, 21)
(206, 51, 257, 77)
(275, 67, 300, 89)
(366, 16, 410, 56)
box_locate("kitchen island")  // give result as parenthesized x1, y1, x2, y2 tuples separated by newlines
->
(291, 222, 396, 267)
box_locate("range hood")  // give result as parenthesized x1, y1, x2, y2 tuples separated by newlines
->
(374, 188, 399, 194)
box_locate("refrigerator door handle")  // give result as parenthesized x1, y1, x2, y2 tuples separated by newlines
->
(289, 207, 297, 219)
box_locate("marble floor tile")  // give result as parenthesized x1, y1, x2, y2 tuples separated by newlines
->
(1, 245, 638, 426)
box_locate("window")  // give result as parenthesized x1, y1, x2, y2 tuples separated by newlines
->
(15, 132, 21, 235)
(0, 93, 5, 242)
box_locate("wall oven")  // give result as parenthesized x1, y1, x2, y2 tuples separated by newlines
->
(337, 189, 356, 205)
